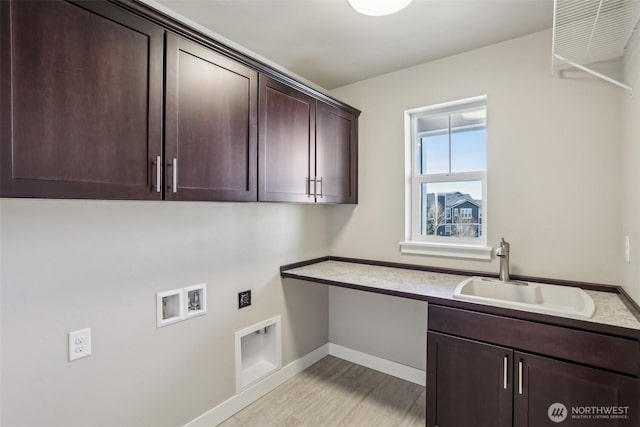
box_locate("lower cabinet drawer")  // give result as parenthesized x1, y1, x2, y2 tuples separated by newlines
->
(428, 304, 640, 376)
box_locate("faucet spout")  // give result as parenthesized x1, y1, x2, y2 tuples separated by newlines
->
(495, 237, 510, 282)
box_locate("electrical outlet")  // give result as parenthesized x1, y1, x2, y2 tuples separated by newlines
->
(68, 328, 92, 361)
(238, 290, 251, 309)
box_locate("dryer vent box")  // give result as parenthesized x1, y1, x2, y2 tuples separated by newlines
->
(234, 315, 282, 392)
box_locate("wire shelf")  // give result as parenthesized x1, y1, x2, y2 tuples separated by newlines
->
(552, 0, 640, 93)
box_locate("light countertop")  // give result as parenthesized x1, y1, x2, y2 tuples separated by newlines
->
(282, 260, 640, 333)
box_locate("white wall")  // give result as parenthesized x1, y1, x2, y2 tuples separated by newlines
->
(0, 200, 329, 427)
(328, 29, 626, 370)
(623, 32, 640, 304)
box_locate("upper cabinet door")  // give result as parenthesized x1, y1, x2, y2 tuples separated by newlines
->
(0, 0, 163, 199)
(164, 34, 258, 202)
(258, 75, 316, 203)
(315, 101, 358, 204)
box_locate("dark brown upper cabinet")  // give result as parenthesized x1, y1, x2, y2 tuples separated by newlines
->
(0, 0, 164, 199)
(164, 34, 258, 202)
(258, 75, 358, 204)
(316, 101, 358, 204)
(1, 0, 358, 204)
(258, 75, 316, 203)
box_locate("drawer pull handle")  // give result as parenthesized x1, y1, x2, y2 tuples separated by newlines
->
(172, 158, 178, 193)
(155, 156, 161, 193)
(308, 178, 316, 197)
(518, 360, 523, 395)
(503, 356, 508, 389)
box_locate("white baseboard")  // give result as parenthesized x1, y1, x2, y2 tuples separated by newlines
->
(328, 343, 426, 386)
(183, 343, 329, 427)
(184, 342, 425, 427)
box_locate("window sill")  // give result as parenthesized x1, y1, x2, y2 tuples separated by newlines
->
(399, 241, 493, 261)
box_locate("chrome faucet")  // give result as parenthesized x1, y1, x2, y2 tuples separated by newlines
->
(495, 237, 510, 282)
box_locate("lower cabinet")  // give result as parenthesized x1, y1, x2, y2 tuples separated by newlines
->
(427, 306, 640, 427)
(515, 351, 639, 426)
(426, 332, 512, 427)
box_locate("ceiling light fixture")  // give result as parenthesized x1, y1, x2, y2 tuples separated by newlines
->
(347, 0, 413, 17)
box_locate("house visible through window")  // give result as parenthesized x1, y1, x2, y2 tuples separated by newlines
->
(404, 96, 487, 251)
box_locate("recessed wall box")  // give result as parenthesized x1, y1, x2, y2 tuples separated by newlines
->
(234, 315, 282, 392)
(184, 283, 207, 319)
(156, 289, 184, 327)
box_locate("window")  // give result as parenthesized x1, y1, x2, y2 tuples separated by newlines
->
(401, 96, 490, 260)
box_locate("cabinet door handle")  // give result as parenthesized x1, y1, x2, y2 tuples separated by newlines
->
(518, 360, 523, 395)
(308, 178, 316, 197)
(155, 155, 161, 193)
(317, 177, 323, 198)
(172, 158, 178, 193)
(503, 356, 508, 389)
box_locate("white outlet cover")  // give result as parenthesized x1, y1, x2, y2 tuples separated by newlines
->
(68, 328, 92, 361)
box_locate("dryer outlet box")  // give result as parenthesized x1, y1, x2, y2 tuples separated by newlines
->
(238, 290, 251, 309)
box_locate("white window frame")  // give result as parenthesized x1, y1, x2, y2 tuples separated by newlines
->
(401, 96, 492, 260)
(460, 208, 473, 219)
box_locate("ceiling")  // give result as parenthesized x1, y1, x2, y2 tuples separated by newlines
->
(154, 0, 554, 90)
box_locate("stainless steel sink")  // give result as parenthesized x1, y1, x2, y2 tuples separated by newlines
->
(453, 276, 596, 319)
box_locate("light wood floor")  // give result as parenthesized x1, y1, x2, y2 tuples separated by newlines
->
(218, 356, 425, 427)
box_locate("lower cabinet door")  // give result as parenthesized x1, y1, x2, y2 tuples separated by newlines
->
(427, 331, 513, 427)
(514, 351, 639, 427)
